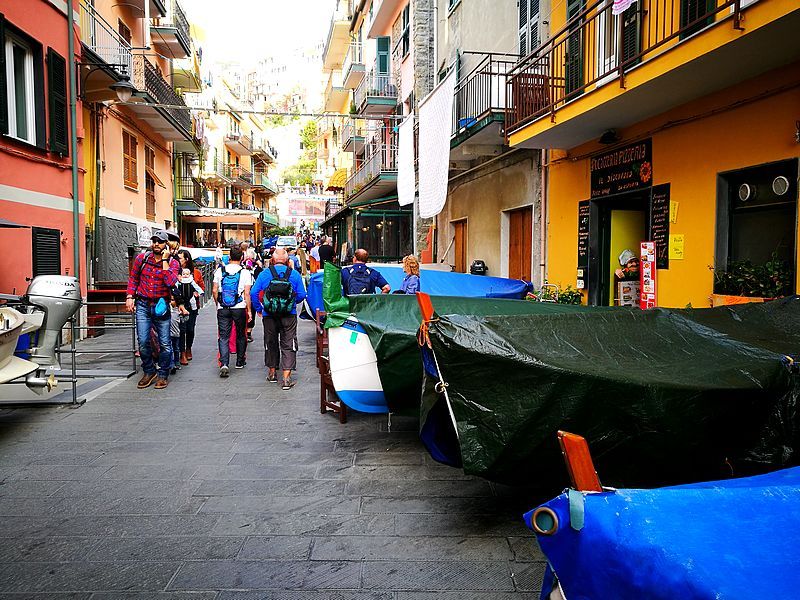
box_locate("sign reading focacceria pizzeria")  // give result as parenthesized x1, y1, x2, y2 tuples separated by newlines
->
(590, 138, 652, 197)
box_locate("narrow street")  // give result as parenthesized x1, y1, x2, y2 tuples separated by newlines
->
(0, 305, 545, 598)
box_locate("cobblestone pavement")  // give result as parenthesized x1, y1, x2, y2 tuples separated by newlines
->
(0, 304, 548, 598)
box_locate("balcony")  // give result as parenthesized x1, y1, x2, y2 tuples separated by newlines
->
(451, 53, 518, 158)
(251, 137, 276, 162)
(176, 176, 205, 206)
(78, 0, 133, 100)
(126, 0, 167, 17)
(129, 55, 192, 141)
(506, 0, 800, 150)
(354, 70, 398, 114)
(229, 165, 254, 189)
(323, 71, 350, 113)
(343, 42, 365, 89)
(326, 198, 344, 219)
(252, 172, 279, 196)
(342, 119, 366, 152)
(224, 132, 252, 155)
(322, 2, 351, 70)
(368, 0, 404, 38)
(150, 0, 191, 59)
(345, 144, 398, 202)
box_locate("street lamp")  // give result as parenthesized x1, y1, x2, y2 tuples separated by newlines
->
(109, 76, 136, 103)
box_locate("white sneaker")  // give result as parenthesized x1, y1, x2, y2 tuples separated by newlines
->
(219, 365, 229, 378)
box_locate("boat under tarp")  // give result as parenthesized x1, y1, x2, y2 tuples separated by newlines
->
(420, 296, 800, 486)
(525, 467, 800, 599)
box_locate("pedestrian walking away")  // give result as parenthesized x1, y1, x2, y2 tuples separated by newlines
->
(125, 230, 180, 390)
(318, 235, 335, 266)
(250, 247, 307, 390)
(341, 248, 391, 296)
(213, 246, 253, 378)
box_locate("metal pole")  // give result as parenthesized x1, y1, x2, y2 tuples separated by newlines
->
(66, 0, 81, 283)
(70, 318, 78, 405)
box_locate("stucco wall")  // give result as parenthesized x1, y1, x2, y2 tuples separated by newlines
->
(436, 150, 542, 283)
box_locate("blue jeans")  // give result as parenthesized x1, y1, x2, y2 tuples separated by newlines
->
(136, 299, 172, 379)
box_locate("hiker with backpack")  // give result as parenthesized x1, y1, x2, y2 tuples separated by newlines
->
(249, 247, 307, 390)
(341, 249, 391, 296)
(212, 246, 253, 378)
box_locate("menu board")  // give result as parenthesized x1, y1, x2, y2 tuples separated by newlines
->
(577, 200, 590, 269)
(590, 138, 653, 197)
(649, 184, 670, 269)
(640, 241, 657, 309)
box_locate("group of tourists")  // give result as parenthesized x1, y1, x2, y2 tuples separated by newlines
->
(126, 229, 422, 392)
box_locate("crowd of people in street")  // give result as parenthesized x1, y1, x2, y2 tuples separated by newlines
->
(126, 227, 423, 392)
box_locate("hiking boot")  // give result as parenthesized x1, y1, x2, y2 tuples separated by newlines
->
(186, 349, 193, 361)
(137, 373, 157, 389)
(219, 365, 229, 378)
(267, 371, 278, 383)
(282, 377, 295, 391)
(180, 352, 189, 366)
(154, 377, 168, 390)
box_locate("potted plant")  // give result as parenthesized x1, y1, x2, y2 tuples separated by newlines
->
(711, 253, 792, 306)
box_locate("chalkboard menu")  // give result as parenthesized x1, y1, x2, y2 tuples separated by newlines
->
(577, 200, 590, 269)
(650, 184, 670, 269)
(590, 138, 653, 197)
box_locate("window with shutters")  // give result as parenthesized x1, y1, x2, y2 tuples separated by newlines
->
(518, 0, 541, 58)
(399, 5, 410, 58)
(595, 4, 639, 86)
(145, 145, 156, 222)
(4, 33, 36, 144)
(118, 20, 131, 45)
(32, 227, 61, 277)
(680, 0, 714, 39)
(122, 130, 138, 189)
(47, 48, 68, 156)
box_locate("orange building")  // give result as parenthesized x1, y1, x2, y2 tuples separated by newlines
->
(0, 0, 86, 295)
(506, 0, 800, 307)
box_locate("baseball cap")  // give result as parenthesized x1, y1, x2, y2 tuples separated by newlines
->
(165, 230, 180, 242)
(150, 230, 169, 242)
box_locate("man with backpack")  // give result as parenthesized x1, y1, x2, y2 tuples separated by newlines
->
(249, 248, 307, 390)
(212, 245, 253, 378)
(341, 249, 391, 296)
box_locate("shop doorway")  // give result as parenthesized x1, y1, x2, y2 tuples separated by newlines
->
(589, 190, 650, 306)
(508, 206, 533, 281)
(453, 220, 468, 273)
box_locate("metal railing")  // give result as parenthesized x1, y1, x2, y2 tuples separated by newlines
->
(132, 55, 191, 136)
(229, 165, 253, 186)
(453, 53, 518, 136)
(354, 70, 398, 109)
(177, 176, 203, 204)
(344, 144, 397, 198)
(252, 172, 279, 195)
(325, 199, 343, 218)
(342, 119, 365, 148)
(78, 0, 133, 77)
(506, 0, 753, 134)
(343, 42, 364, 77)
(171, 0, 191, 51)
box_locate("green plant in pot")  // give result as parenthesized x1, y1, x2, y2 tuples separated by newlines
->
(714, 252, 792, 298)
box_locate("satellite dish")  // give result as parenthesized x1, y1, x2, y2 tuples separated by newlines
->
(772, 175, 790, 196)
(738, 183, 755, 202)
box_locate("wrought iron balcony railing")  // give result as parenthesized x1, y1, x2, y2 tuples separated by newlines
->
(253, 172, 279, 195)
(506, 0, 753, 134)
(326, 199, 343, 219)
(453, 53, 517, 136)
(354, 70, 398, 110)
(177, 176, 204, 205)
(132, 55, 191, 137)
(79, 0, 132, 77)
(345, 144, 398, 199)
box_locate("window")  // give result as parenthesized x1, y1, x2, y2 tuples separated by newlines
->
(144, 145, 156, 221)
(448, 0, 461, 11)
(118, 20, 131, 45)
(32, 227, 61, 277)
(399, 6, 410, 58)
(4, 32, 35, 143)
(122, 130, 138, 189)
(518, 0, 542, 57)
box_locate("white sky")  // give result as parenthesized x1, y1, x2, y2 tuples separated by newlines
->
(188, 0, 334, 68)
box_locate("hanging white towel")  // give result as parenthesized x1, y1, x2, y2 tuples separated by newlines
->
(397, 115, 415, 207)
(418, 71, 457, 219)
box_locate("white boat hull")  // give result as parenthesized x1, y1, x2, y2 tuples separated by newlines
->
(328, 317, 388, 413)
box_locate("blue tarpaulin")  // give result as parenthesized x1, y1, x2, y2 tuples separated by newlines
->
(525, 467, 800, 599)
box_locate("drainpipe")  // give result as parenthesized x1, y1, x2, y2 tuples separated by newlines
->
(66, 0, 81, 284)
(172, 152, 178, 234)
(540, 149, 548, 287)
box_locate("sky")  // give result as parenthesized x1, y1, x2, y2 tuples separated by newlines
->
(188, 0, 334, 68)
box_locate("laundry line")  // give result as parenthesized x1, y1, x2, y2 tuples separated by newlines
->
(119, 101, 407, 121)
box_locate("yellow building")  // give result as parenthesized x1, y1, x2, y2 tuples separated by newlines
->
(506, 0, 800, 307)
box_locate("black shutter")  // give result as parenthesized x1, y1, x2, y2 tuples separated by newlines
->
(47, 48, 69, 157)
(32, 227, 62, 277)
(681, 0, 714, 38)
(621, 4, 640, 65)
(564, 0, 585, 98)
(518, 0, 527, 56)
(33, 44, 46, 150)
(0, 14, 7, 135)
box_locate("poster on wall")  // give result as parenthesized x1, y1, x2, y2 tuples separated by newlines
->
(590, 138, 653, 197)
(576, 200, 590, 288)
(640, 241, 657, 309)
(137, 225, 152, 246)
(650, 184, 670, 269)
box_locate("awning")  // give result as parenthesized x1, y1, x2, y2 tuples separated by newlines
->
(326, 168, 348, 191)
(263, 212, 279, 226)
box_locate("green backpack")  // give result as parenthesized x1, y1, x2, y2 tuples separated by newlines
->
(264, 266, 296, 315)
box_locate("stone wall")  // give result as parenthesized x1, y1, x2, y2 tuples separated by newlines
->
(412, 0, 434, 104)
(97, 217, 138, 283)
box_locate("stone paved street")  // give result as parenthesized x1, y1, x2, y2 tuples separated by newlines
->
(0, 305, 547, 598)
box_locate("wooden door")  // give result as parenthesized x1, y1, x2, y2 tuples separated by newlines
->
(453, 220, 467, 273)
(509, 207, 533, 281)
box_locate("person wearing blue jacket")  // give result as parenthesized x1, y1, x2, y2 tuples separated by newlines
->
(250, 248, 307, 390)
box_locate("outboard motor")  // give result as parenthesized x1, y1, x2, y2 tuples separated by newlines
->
(470, 260, 488, 276)
(24, 275, 82, 370)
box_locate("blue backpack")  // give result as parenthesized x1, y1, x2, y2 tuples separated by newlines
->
(219, 268, 243, 307)
(344, 266, 373, 296)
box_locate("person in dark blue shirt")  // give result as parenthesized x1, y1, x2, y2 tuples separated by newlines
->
(341, 249, 391, 296)
(250, 248, 307, 390)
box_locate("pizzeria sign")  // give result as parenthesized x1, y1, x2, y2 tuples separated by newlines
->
(590, 138, 653, 197)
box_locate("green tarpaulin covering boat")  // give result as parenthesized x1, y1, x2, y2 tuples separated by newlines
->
(419, 296, 800, 486)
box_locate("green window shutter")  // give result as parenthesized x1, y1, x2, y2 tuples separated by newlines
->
(564, 0, 585, 97)
(621, 5, 640, 65)
(46, 47, 69, 156)
(0, 14, 8, 135)
(33, 44, 46, 150)
(377, 36, 390, 75)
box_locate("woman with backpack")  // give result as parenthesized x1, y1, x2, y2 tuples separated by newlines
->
(249, 247, 307, 390)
